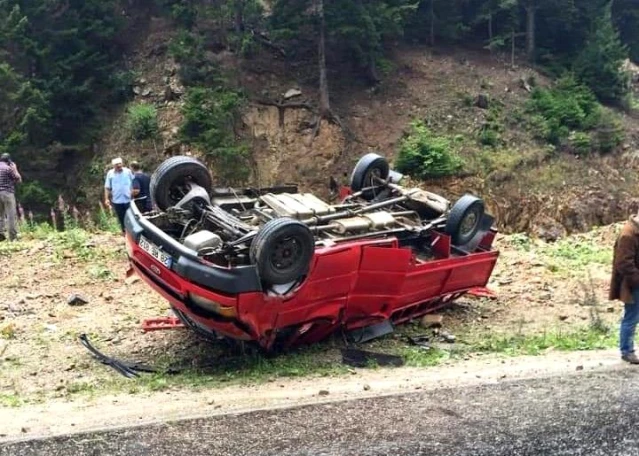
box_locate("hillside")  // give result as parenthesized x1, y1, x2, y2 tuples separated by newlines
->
(77, 14, 639, 240)
(0, 222, 620, 410)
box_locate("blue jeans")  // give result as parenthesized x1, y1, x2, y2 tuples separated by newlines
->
(620, 290, 639, 356)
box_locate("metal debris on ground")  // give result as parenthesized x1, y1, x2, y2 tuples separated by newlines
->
(406, 335, 432, 350)
(78, 333, 180, 379)
(340, 348, 405, 368)
(440, 331, 456, 343)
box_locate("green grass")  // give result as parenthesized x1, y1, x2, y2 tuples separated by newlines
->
(467, 326, 617, 356)
(63, 343, 349, 399)
(0, 223, 123, 264)
(3, 320, 620, 406)
(506, 232, 612, 276)
(0, 393, 23, 408)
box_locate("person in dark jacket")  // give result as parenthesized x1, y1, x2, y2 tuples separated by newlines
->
(610, 214, 639, 364)
(130, 161, 152, 213)
(0, 153, 22, 241)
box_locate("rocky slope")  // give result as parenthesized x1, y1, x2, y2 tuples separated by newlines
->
(85, 17, 639, 239)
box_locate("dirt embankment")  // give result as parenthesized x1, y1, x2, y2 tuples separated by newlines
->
(0, 223, 620, 413)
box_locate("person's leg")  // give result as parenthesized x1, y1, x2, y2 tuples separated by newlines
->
(0, 192, 6, 241)
(620, 292, 639, 363)
(113, 203, 129, 233)
(5, 193, 17, 241)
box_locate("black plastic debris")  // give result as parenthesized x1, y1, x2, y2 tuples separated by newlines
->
(79, 333, 180, 379)
(407, 335, 432, 350)
(346, 320, 394, 344)
(341, 348, 404, 368)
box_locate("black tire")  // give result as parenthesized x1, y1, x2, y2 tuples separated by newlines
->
(250, 217, 315, 286)
(444, 194, 485, 246)
(150, 156, 213, 211)
(350, 153, 390, 200)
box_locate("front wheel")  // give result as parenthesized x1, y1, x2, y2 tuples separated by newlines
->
(250, 218, 315, 286)
(150, 156, 213, 211)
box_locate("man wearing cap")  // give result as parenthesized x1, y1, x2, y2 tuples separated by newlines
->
(0, 153, 22, 242)
(104, 157, 134, 233)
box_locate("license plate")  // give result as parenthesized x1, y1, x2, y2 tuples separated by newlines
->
(139, 236, 173, 268)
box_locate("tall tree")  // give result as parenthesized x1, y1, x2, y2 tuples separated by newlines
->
(522, 0, 537, 61)
(573, 1, 629, 102)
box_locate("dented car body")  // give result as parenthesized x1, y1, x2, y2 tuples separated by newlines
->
(124, 153, 499, 350)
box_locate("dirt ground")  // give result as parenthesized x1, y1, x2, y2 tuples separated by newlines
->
(0, 221, 621, 413)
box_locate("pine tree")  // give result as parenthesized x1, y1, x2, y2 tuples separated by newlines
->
(573, 2, 629, 102)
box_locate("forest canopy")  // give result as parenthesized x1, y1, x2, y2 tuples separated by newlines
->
(0, 0, 636, 208)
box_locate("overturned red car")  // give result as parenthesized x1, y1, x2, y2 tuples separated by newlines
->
(124, 153, 499, 351)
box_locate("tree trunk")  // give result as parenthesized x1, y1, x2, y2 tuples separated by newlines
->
(317, 0, 330, 117)
(429, 0, 435, 47)
(511, 28, 515, 67)
(368, 52, 380, 84)
(234, 0, 244, 33)
(525, 1, 536, 61)
(488, 12, 493, 42)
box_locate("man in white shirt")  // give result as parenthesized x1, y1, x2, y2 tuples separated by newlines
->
(104, 157, 134, 234)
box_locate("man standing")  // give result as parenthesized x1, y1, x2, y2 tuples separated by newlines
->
(610, 213, 639, 364)
(0, 153, 22, 242)
(104, 157, 133, 233)
(130, 161, 153, 213)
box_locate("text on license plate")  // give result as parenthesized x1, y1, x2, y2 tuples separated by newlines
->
(139, 236, 173, 268)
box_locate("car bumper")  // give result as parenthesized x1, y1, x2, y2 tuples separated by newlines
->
(124, 204, 262, 295)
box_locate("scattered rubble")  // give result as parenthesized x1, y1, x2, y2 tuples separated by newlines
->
(67, 294, 89, 307)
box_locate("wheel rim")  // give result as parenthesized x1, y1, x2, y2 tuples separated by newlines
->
(459, 208, 480, 239)
(364, 167, 383, 188)
(167, 176, 194, 205)
(269, 235, 304, 273)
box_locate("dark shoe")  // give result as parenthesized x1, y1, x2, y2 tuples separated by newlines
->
(622, 353, 639, 364)
(0, 233, 5, 242)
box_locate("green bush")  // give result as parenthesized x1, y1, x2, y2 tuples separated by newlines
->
(125, 103, 159, 140)
(179, 87, 250, 184)
(569, 131, 592, 156)
(526, 75, 624, 154)
(573, 8, 630, 103)
(16, 181, 56, 209)
(395, 121, 462, 179)
(593, 108, 625, 153)
(479, 105, 504, 148)
(169, 31, 221, 87)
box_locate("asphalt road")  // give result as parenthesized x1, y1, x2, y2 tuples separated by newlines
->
(3, 367, 639, 456)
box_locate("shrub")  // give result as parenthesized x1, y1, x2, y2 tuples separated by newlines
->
(179, 87, 250, 184)
(395, 121, 462, 179)
(569, 132, 592, 156)
(592, 108, 625, 153)
(526, 75, 624, 154)
(125, 103, 159, 140)
(479, 105, 504, 148)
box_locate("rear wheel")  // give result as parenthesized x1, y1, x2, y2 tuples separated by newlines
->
(151, 156, 213, 211)
(350, 153, 390, 200)
(250, 218, 314, 286)
(444, 194, 485, 246)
